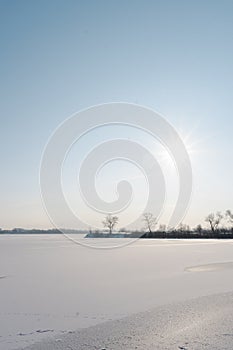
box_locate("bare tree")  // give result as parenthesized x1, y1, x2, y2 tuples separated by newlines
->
(177, 223, 190, 232)
(102, 214, 119, 234)
(195, 224, 203, 234)
(225, 210, 233, 226)
(205, 212, 223, 232)
(159, 224, 166, 232)
(142, 212, 157, 233)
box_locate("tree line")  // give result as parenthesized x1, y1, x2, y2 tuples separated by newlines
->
(99, 210, 233, 239)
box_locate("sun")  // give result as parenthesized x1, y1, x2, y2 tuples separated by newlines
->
(152, 125, 203, 171)
(178, 128, 201, 158)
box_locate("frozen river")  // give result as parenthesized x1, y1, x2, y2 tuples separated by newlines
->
(0, 234, 233, 349)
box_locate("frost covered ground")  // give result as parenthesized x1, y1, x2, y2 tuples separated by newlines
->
(0, 235, 233, 349)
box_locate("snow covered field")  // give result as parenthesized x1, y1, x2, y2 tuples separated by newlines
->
(0, 235, 233, 350)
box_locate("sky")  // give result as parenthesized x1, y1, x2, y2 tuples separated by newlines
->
(1, 0, 233, 230)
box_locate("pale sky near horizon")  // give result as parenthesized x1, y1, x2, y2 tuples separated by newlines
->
(1, 0, 233, 230)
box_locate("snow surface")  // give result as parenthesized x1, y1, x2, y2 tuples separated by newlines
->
(0, 234, 233, 349)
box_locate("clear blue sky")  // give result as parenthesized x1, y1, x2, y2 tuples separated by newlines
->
(1, 0, 233, 229)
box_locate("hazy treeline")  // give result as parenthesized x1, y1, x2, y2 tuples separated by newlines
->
(0, 228, 84, 234)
